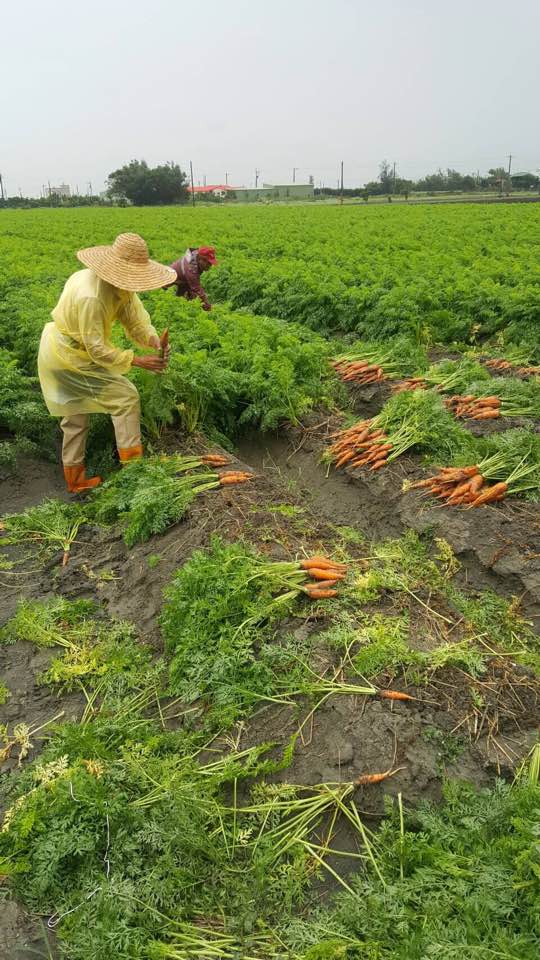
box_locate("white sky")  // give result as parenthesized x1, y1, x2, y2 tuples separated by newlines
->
(1, 0, 539, 196)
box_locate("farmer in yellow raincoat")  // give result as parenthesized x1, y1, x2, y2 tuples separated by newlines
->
(38, 233, 176, 493)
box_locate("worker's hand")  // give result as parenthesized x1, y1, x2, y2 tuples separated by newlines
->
(202, 303, 212, 312)
(132, 354, 168, 373)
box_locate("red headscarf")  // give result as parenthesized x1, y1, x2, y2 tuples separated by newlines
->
(198, 246, 217, 265)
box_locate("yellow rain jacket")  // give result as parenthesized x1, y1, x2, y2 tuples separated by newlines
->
(38, 269, 157, 417)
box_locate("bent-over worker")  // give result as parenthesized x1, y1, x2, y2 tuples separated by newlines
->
(166, 245, 217, 311)
(37, 232, 175, 494)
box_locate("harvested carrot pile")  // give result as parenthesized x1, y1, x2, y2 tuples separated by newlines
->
(405, 437, 540, 507)
(483, 358, 540, 378)
(444, 394, 501, 420)
(328, 420, 392, 471)
(244, 555, 349, 602)
(483, 358, 517, 373)
(300, 555, 348, 599)
(406, 465, 502, 507)
(391, 377, 428, 394)
(331, 358, 388, 385)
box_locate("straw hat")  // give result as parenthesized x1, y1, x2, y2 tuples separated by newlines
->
(77, 233, 177, 292)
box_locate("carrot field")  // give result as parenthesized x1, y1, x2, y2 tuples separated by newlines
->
(1, 202, 539, 960)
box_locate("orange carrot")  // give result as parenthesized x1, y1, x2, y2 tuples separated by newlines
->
(306, 588, 338, 599)
(335, 450, 356, 468)
(301, 558, 347, 570)
(446, 478, 474, 502)
(219, 474, 253, 486)
(469, 474, 485, 494)
(476, 396, 500, 406)
(409, 478, 435, 490)
(378, 690, 416, 701)
(467, 481, 508, 507)
(307, 568, 346, 581)
(355, 767, 404, 786)
(471, 410, 500, 420)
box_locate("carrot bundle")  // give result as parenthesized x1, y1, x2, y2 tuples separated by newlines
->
(301, 556, 349, 599)
(406, 465, 502, 507)
(328, 420, 393, 473)
(483, 358, 517, 373)
(391, 377, 428, 394)
(482, 357, 540, 378)
(249, 555, 348, 606)
(444, 394, 501, 420)
(405, 443, 539, 507)
(332, 359, 388, 386)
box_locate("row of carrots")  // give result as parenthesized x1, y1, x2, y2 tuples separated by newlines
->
(483, 358, 540, 377)
(408, 466, 507, 507)
(443, 394, 501, 420)
(328, 420, 392, 471)
(331, 359, 387, 385)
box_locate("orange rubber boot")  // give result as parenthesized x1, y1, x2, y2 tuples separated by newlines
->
(64, 464, 102, 494)
(118, 444, 144, 463)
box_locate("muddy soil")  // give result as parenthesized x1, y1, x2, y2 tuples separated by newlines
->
(2, 436, 540, 952)
(237, 424, 540, 616)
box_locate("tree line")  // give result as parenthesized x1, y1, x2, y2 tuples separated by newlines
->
(317, 159, 539, 199)
(1, 158, 538, 208)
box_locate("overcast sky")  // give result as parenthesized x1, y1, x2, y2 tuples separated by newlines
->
(1, 0, 539, 196)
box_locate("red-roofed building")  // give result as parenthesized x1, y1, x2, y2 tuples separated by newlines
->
(188, 184, 235, 198)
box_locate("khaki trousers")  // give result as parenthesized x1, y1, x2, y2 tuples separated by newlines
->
(60, 409, 142, 465)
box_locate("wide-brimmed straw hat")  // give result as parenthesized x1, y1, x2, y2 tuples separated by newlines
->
(77, 233, 177, 292)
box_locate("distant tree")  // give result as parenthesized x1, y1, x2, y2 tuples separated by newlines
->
(379, 159, 392, 192)
(511, 172, 539, 190)
(107, 160, 188, 205)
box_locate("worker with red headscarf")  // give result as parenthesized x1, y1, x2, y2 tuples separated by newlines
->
(166, 246, 217, 311)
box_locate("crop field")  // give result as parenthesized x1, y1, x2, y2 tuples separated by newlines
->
(1, 202, 540, 959)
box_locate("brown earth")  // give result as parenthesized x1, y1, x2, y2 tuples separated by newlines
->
(1, 427, 540, 952)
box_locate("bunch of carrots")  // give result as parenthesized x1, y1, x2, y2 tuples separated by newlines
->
(331, 358, 388, 386)
(197, 454, 254, 487)
(406, 466, 500, 507)
(299, 555, 348, 599)
(406, 449, 538, 507)
(391, 377, 427, 394)
(483, 358, 517, 374)
(250, 555, 349, 605)
(328, 420, 392, 472)
(444, 394, 501, 420)
(483, 358, 540, 378)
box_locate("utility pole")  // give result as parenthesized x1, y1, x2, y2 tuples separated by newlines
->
(340, 161, 344, 203)
(225, 172, 228, 185)
(0, 173, 5, 201)
(88, 181, 93, 198)
(292, 166, 299, 183)
(255, 168, 260, 188)
(507, 153, 513, 194)
(392, 161, 396, 194)
(203, 174, 207, 187)
(189, 160, 195, 207)
(48, 180, 52, 206)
